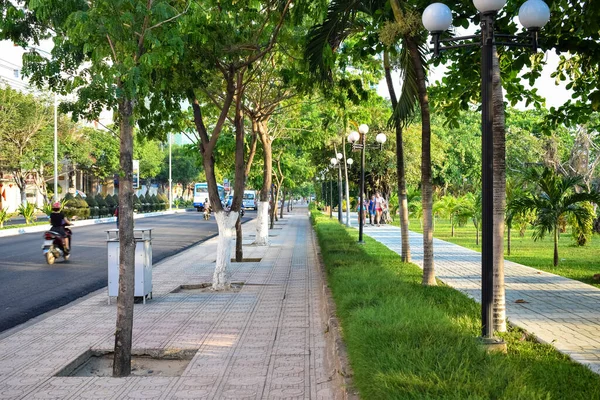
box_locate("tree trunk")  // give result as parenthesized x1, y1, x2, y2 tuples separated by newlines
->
(492, 47, 506, 333)
(451, 217, 455, 237)
(113, 98, 136, 377)
(214, 211, 238, 288)
(232, 71, 247, 265)
(279, 187, 285, 219)
(235, 215, 243, 261)
(384, 50, 411, 262)
(405, 37, 435, 286)
(553, 225, 559, 267)
(255, 125, 272, 245)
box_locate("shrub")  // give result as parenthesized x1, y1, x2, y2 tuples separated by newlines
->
(63, 194, 90, 219)
(105, 194, 117, 215)
(95, 194, 108, 216)
(158, 193, 168, 210)
(18, 203, 37, 224)
(133, 194, 142, 213)
(151, 194, 159, 211)
(85, 196, 98, 217)
(0, 208, 16, 228)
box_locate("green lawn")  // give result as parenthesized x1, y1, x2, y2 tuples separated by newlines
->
(397, 218, 600, 288)
(312, 211, 600, 399)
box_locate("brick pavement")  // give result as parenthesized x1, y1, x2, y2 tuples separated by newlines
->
(0, 208, 342, 399)
(348, 216, 600, 375)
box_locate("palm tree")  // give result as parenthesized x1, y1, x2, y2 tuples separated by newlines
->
(511, 167, 600, 267)
(460, 192, 482, 245)
(306, 0, 436, 285)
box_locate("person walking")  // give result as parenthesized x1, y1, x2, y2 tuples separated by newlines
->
(368, 194, 376, 226)
(375, 192, 386, 227)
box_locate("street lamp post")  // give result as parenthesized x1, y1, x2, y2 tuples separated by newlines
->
(348, 125, 387, 243)
(422, 0, 550, 341)
(331, 153, 343, 223)
(346, 157, 354, 226)
(329, 170, 333, 219)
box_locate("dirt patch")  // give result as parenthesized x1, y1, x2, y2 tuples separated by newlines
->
(57, 349, 196, 378)
(171, 282, 245, 294)
(231, 258, 262, 263)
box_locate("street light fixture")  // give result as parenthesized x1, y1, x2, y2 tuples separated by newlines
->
(348, 125, 387, 243)
(422, 0, 550, 342)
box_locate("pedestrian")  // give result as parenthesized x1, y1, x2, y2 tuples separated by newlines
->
(375, 192, 386, 227)
(368, 194, 376, 226)
(114, 206, 119, 228)
(356, 197, 366, 226)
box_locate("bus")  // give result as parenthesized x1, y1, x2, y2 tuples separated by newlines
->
(193, 182, 225, 211)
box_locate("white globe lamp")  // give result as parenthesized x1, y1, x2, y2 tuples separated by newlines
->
(422, 3, 453, 32)
(473, 0, 507, 13)
(518, 0, 550, 30)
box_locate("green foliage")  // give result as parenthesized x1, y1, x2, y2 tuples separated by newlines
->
(85, 196, 99, 218)
(95, 194, 108, 216)
(63, 195, 90, 220)
(570, 202, 595, 246)
(311, 210, 600, 399)
(17, 203, 37, 224)
(0, 208, 16, 228)
(507, 167, 600, 265)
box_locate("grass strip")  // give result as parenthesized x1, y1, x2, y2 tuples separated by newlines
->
(312, 211, 600, 399)
(398, 218, 600, 288)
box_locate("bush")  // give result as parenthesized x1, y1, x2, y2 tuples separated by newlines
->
(158, 193, 168, 210)
(132, 194, 142, 213)
(63, 194, 90, 219)
(0, 208, 16, 228)
(105, 194, 117, 215)
(95, 194, 108, 216)
(18, 203, 37, 224)
(85, 196, 98, 218)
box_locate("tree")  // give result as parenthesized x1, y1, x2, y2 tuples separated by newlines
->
(1, 0, 190, 377)
(134, 135, 165, 190)
(157, 145, 201, 194)
(511, 167, 600, 267)
(0, 86, 51, 205)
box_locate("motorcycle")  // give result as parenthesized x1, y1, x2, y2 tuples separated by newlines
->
(42, 227, 72, 264)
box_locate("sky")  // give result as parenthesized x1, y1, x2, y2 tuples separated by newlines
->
(377, 50, 572, 110)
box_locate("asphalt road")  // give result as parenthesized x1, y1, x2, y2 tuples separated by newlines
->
(0, 211, 255, 333)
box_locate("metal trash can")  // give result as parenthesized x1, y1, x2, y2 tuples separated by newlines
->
(107, 228, 153, 304)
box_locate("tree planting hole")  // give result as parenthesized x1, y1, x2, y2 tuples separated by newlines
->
(231, 257, 262, 263)
(171, 282, 245, 294)
(56, 349, 196, 377)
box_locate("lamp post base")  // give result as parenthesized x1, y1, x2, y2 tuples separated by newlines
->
(478, 337, 507, 354)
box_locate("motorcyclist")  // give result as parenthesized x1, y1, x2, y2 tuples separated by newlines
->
(50, 202, 72, 254)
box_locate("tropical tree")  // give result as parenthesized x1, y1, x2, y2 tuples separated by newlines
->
(511, 167, 600, 267)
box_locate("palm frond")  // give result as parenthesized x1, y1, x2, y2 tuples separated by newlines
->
(390, 41, 420, 129)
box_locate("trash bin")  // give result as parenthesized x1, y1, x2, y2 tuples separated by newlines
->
(107, 228, 153, 304)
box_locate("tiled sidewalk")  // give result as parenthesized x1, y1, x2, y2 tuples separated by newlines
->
(0, 209, 341, 399)
(349, 216, 600, 375)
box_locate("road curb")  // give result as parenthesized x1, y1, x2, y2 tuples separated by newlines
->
(0, 209, 192, 238)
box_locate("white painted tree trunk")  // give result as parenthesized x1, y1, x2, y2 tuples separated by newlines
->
(213, 210, 239, 290)
(254, 201, 269, 246)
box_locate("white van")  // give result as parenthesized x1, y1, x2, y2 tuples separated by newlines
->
(242, 190, 257, 210)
